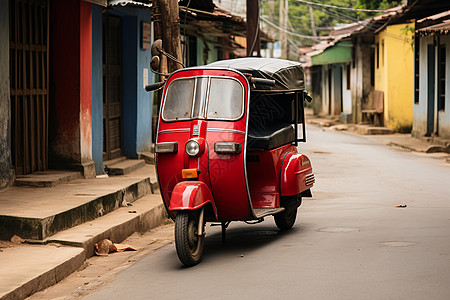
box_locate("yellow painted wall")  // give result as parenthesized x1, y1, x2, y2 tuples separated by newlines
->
(375, 23, 414, 132)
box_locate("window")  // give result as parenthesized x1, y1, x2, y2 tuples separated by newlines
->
(346, 64, 351, 90)
(207, 78, 244, 119)
(163, 78, 195, 121)
(438, 44, 446, 111)
(162, 76, 244, 121)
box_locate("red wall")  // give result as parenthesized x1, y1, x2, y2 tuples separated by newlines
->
(80, 1, 93, 163)
(50, 0, 92, 165)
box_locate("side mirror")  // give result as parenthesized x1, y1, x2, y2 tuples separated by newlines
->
(151, 39, 163, 56)
(150, 56, 160, 72)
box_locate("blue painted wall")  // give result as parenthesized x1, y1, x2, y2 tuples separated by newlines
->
(91, 6, 153, 166)
(110, 7, 152, 158)
(122, 15, 139, 157)
(92, 5, 103, 174)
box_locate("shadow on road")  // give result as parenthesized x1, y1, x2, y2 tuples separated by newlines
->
(197, 222, 305, 264)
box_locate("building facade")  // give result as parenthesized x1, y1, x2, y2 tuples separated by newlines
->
(0, 0, 155, 189)
(374, 23, 414, 132)
(412, 14, 450, 140)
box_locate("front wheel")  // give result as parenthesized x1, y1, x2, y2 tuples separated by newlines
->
(175, 211, 205, 267)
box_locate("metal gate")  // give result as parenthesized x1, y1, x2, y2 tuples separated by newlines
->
(9, 0, 49, 175)
(103, 15, 123, 161)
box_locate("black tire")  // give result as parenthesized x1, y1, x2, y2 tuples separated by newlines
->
(175, 211, 204, 267)
(274, 207, 298, 231)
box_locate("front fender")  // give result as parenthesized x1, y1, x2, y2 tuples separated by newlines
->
(169, 181, 218, 218)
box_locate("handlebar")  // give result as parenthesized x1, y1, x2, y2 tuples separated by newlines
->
(304, 92, 313, 103)
(145, 81, 165, 92)
(251, 78, 276, 87)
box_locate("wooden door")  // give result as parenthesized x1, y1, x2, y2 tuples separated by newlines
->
(103, 15, 123, 161)
(9, 0, 49, 175)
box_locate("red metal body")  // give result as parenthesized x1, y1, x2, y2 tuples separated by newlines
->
(156, 68, 314, 222)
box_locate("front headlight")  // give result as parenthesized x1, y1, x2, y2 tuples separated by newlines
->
(185, 140, 200, 156)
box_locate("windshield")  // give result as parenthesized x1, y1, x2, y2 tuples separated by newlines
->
(162, 76, 244, 121)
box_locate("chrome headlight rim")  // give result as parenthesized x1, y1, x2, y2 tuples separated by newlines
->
(185, 140, 201, 156)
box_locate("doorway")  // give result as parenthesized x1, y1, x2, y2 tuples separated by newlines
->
(9, 0, 49, 175)
(426, 44, 435, 136)
(103, 15, 123, 161)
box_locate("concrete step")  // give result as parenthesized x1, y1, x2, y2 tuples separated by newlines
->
(0, 192, 167, 300)
(139, 151, 155, 164)
(45, 193, 167, 258)
(15, 170, 82, 188)
(355, 125, 394, 135)
(0, 165, 158, 241)
(106, 159, 146, 176)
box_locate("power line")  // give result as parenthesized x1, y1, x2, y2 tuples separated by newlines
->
(261, 16, 330, 41)
(293, 0, 397, 13)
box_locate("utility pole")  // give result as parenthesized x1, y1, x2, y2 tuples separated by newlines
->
(279, 0, 288, 59)
(268, 0, 275, 57)
(153, 0, 182, 73)
(247, 0, 261, 57)
(308, 5, 317, 37)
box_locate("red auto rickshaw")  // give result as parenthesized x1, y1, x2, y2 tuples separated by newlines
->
(147, 56, 314, 266)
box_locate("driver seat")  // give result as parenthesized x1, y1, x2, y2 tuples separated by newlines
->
(247, 123, 295, 150)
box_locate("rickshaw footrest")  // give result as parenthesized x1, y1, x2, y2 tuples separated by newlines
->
(254, 208, 285, 219)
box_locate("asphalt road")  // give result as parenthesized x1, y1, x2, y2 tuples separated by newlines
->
(85, 125, 450, 300)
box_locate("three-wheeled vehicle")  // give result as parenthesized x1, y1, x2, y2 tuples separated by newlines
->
(147, 56, 314, 267)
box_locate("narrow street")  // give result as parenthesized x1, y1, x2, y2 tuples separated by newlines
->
(34, 124, 450, 300)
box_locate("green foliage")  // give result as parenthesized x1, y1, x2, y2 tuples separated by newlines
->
(400, 24, 415, 49)
(261, 0, 403, 48)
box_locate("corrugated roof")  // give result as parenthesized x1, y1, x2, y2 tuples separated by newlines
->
(310, 41, 352, 66)
(108, 0, 152, 8)
(417, 19, 450, 36)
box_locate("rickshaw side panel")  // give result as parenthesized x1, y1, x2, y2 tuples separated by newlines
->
(246, 145, 293, 209)
(280, 152, 314, 196)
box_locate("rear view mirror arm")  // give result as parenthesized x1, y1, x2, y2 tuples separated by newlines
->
(145, 81, 165, 92)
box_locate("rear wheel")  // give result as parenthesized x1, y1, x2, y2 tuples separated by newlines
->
(175, 211, 204, 267)
(274, 195, 301, 230)
(274, 207, 297, 230)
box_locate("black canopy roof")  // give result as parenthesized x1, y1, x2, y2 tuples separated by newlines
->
(207, 58, 305, 92)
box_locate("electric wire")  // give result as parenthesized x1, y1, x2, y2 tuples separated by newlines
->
(293, 0, 396, 13)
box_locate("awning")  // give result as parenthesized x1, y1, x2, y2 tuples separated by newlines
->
(310, 41, 352, 66)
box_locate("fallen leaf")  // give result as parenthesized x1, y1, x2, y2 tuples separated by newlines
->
(114, 243, 136, 252)
(11, 235, 25, 244)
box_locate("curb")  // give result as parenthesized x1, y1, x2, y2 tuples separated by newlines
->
(0, 195, 168, 300)
(1, 249, 86, 300)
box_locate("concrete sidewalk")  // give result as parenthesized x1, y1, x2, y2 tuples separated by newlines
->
(0, 165, 168, 300)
